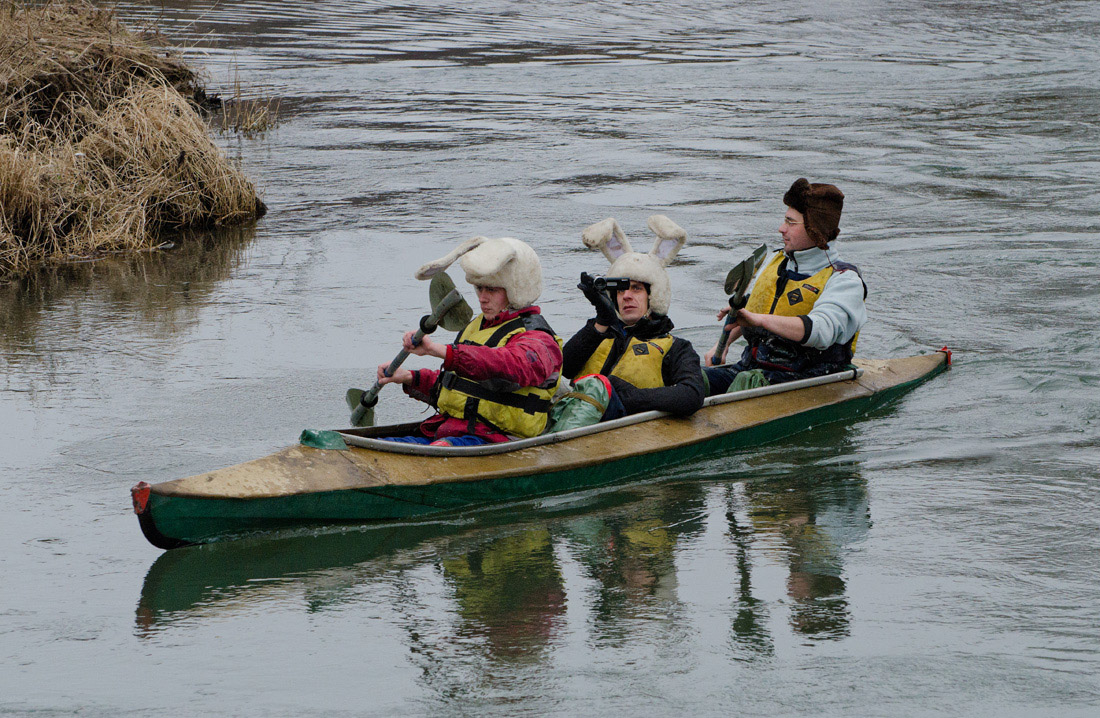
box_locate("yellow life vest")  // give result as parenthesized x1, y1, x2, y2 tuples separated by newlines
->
(745, 253, 859, 354)
(575, 332, 675, 389)
(435, 313, 563, 438)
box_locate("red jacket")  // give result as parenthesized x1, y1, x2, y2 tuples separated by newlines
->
(403, 306, 562, 442)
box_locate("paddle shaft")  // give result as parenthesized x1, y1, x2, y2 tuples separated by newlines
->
(712, 277, 750, 366)
(711, 245, 768, 366)
(712, 307, 739, 365)
(353, 289, 463, 417)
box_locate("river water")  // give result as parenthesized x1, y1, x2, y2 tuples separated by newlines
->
(2, 0, 1098, 715)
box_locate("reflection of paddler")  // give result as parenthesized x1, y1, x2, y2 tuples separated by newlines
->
(745, 474, 870, 639)
(564, 495, 705, 629)
(608, 519, 676, 601)
(439, 528, 565, 659)
(726, 497, 774, 657)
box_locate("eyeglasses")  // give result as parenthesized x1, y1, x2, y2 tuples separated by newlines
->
(782, 217, 803, 227)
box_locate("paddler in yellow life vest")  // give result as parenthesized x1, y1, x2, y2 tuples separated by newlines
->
(704, 178, 868, 393)
(375, 236, 563, 446)
(561, 215, 705, 418)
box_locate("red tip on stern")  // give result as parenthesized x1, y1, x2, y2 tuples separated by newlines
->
(131, 482, 151, 514)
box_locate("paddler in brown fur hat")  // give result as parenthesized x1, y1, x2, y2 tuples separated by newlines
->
(704, 178, 868, 393)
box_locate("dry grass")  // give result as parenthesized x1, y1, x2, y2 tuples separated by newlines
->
(220, 95, 280, 137)
(218, 64, 280, 137)
(0, 0, 266, 280)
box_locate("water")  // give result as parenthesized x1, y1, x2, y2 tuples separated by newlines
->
(2, 0, 1099, 714)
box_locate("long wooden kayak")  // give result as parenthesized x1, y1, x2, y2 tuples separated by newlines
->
(131, 350, 950, 549)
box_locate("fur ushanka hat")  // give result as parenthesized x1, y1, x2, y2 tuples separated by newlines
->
(783, 178, 844, 249)
(414, 236, 543, 310)
(581, 215, 687, 317)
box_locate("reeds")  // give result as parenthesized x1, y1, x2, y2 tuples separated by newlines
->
(218, 64, 280, 137)
(0, 0, 266, 280)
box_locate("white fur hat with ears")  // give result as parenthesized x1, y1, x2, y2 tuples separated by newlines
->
(414, 236, 543, 310)
(581, 214, 687, 316)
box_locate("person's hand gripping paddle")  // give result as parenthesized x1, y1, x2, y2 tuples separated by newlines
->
(346, 271, 473, 426)
(712, 244, 768, 365)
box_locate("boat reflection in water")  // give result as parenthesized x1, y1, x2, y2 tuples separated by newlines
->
(136, 435, 870, 663)
(134, 516, 481, 636)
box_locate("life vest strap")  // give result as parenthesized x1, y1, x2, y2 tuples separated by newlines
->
(441, 372, 553, 415)
(483, 317, 527, 346)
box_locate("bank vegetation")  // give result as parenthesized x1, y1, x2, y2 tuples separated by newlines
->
(0, 0, 268, 280)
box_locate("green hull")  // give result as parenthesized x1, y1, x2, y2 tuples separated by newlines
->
(134, 354, 947, 549)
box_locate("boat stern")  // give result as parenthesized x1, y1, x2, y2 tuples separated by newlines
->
(132, 481, 193, 550)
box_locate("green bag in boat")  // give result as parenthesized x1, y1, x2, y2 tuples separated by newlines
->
(547, 375, 610, 433)
(730, 368, 769, 392)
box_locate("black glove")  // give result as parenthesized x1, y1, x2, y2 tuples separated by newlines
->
(578, 272, 618, 326)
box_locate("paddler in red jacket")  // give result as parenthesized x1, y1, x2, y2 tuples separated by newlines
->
(376, 236, 563, 446)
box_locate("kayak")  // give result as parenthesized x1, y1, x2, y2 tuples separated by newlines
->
(131, 350, 950, 549)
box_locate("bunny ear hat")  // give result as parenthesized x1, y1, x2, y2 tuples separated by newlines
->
(415, 236, 543, 310)
(581, 214, 687, 316)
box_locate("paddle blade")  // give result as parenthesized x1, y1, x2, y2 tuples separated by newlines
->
(723, 261, 751, 296)
(350, 402, 375, 427)
(724, 244, 770, 310)
(723, 244, 770, 295)
(346, 388, 376, 426)
(443, 298, 472, 332)
(750, 243, 768, 270)
(429, 272, 473, 331)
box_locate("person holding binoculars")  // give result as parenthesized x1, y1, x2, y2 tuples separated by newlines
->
(560, 216, 705, 419)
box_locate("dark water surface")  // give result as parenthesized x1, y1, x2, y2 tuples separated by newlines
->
(2, 0, 1099, 715)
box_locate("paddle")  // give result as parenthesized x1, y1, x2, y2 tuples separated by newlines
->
(347, 272, 473, 427)
(711, 244, 768, 365)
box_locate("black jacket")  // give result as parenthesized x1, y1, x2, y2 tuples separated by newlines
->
(562, 315, 705, 417)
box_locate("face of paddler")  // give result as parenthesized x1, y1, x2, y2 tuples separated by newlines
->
(779, 206, 816, 253)
(616, 280, 650, 325)
(476, 286, 509, 321)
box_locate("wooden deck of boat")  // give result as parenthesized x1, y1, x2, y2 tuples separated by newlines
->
(154, 353, 944, 501)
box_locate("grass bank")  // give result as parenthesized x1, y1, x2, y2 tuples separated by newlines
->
(0, 0, 267, 280)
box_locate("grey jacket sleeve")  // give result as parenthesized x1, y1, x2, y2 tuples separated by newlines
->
(804, 269, 867, 349)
